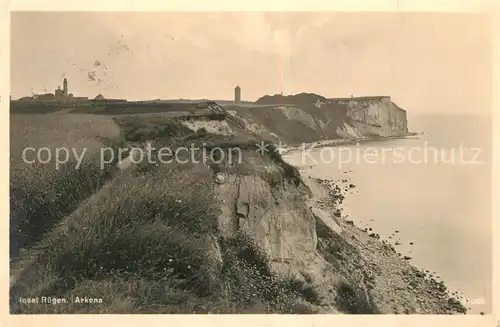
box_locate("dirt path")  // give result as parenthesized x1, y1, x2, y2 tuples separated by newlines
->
(9, 137, 151, 291)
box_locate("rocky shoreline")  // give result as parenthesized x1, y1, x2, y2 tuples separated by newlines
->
(300, 170, 468, 314)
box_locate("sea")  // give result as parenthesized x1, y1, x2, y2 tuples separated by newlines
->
(283, 114, 494, 314)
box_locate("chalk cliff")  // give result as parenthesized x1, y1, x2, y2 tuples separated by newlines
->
(231, 93, 410, 144)
(334, 96, 408, 138)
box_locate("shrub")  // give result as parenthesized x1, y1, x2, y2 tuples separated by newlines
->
(335, 280, 377, 314)
(218, 233, 320, 313)
(114, 116, 194, 143)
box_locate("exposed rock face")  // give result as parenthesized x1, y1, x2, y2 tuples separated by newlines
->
(216, 173, 317, 271)
(213, 166, 346, 312)
(311, 207, 342, 234)
(181, 119, 234, 136)
(336, 96, 408, 137)
(232, 94, 410, 143)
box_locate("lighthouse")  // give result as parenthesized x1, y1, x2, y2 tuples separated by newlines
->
(63, 78, 68, 96)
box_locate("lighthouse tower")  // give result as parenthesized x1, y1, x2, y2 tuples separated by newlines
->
(63, 78, 68, 96)
(234, 85, 241, 104)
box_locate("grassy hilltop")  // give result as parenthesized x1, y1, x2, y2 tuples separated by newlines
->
(10, 106, 327, 313)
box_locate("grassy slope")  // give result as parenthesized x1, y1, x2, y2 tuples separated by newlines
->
(10, 112, 321, 314)
(10, 114, 123, 255)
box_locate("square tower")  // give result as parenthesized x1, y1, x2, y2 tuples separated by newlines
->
(234, 85, 241, 104)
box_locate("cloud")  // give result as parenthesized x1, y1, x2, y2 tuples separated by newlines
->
(151, 13, 296, 57)
(181, 13, 287, 55)
(88, 12, 334, 58)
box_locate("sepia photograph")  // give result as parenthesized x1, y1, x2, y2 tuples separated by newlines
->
(7, 8, 495, 318)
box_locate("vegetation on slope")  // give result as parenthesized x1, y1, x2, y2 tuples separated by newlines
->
(10, 115, 123, 256)
(255, 93, 327, 105)
(10, 112, 320, 314)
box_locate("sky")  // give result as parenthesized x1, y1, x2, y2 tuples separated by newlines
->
(10, 11, 492, 114)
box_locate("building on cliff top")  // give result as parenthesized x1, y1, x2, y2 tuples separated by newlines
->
(54, 78, 69, 98)
(22, 77, 89, 102)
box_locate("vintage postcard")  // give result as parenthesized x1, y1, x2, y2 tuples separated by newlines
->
(2, 1, 499, 327)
